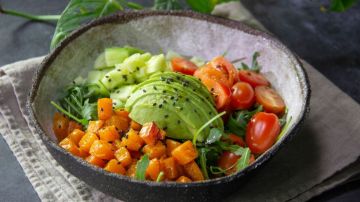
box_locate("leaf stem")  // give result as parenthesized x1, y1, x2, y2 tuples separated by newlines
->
(0, 6, 60, 22)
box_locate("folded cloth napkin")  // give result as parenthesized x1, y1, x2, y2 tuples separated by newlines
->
(1, 2, 360, 202)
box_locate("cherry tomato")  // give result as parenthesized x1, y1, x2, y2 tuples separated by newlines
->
(230, 82, 255, 110)
(255, 86, 286, 115)
(218, 151, 239, 175)
(208, 56, 238, 85)
(238, 70, 270, 87)
(200, 76, 231, 111)
(171, 57, 198, 75)
(245, 112, 280, 154)
(228, 134, 246, 147)
(194, 66, 231, 87)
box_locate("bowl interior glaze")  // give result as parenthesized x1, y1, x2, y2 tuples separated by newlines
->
(29, 11, 310, 201)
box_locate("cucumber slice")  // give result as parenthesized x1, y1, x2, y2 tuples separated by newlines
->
(94, 52, 108, 69)
(105, 47, 130, 67)
(146, 54, 167, 74)
(101, 68, 135, 90)
(86, 70, 111, 95)
(110, 85, 135, 102)
(112, 98, 125, 110)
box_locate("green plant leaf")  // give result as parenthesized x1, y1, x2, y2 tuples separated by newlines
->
(236, 147, 250, 171)
(205, 128, 223, 145)
(50, 0, 125, 49)
(186, 0, 238, 14)
(199, 148, 209, 179)
(330, 0, 358, 12)
(153, 0, 182, 10)
(135, 154, 150, 180)
(226, 105, 262, 137)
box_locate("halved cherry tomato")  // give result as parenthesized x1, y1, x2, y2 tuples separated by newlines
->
(230, 82, 255, 110)
(255, 86, 286, 115)
(194, 66, 231, 87)
(245, 112, 280, 154)
(218, 151, 239, 175)
(200, 76, 231, 111)
(238, 70, 270, 87)
(208, 56, 238, 85)
(171, 57, 198, 75)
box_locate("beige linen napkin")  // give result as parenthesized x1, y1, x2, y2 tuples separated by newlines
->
(1, 2, 360, 202)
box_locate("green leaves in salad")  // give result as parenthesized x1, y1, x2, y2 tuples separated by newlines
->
(51, 84, 100, 126)
(186, 0, 237, 14)
(135, 154, 150, 180)
(205, 128, 223, 145)
(226, 105, 262, 137)
(330, 0, 358, 12)
(240, 51, 261, 72)
(153, 0, 182, 10)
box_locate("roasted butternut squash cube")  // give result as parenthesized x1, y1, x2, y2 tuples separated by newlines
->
(114, 110, 131, 122)
(161, 157, 179, 180)
(59, 137, 80, 156)
(166, 139, 181, 156)
(146, 159, 161, 181)
(126, 160, 137, 178)
(183, 161, 204, 181)
(139, 122, 161, 145)
(105, 114, 130, 133)
(98, 98, 113, 120)
(114, 147, 132, 167)
(142, 141, 166, 159)
(86, 120, 104, 133)
(68, 129, 85, 146)
(104, 159, 126, 175)
(67, 120, 83, 135)
(114, 139, 122, 149)
(89, 140, 116, 160)
(171, 141, 198, 165)
(53, 112, 69, 141)
(79, 132, 99, 153)
(99, 125, 120, 142)
(130, 120, 142, 131)
(121, 129, 144, 151)
(176, 176, 192, 183)
(86, 155, 106, 168)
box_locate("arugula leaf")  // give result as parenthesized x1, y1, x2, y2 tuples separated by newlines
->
(135, 154, 150, 181)
(156, 171, 164, 182)
(205, 128, 223, 145)
(330, 0, 358, 12)
(193, 111, 226, 145)
(186, 0, 237, 14)
(226, 105, 262, 137)
(199, 148, 209, 179)
(236, 147, 250, 171)
(240, 52, 261, 72)
(50, 0, 127, 49)
(153, 0, 182, 10)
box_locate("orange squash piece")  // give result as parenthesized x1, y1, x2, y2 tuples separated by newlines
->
(99, 125, 120, 142)
(176, 176, 192, 183)
(171, 141, 198, 165)
(53, 112, 69, 141)
(183, 161, 204, 181)
(139, 122, 160, 145)
(142, 141, 166, 159)
(68, 129, 85, 146)
(114, 110, 131, 122)
(161, 157, 179, 180)
(59, 137, 80, 156)
(114, 147, 132, 167)
(126, 160, 137, 177)
(86, 120, 104, 133)
(146, 159, 161, 181)
(130, 120, 142, 131)
(98, 98, 113, 120)
(121, 129, 144, 151)
(105, 115, 129, 133)
(114, 139, 122, 149)
(67, 120, 82, 135)
(79, 132, 99, 153)
(86, 155, 106, 167)
(104, 159, 126, 175)
(89, 140, 116, 160)
(165, 139, 181, 156)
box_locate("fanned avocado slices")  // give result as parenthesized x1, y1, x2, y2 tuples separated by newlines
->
(125, 72, 223, 142)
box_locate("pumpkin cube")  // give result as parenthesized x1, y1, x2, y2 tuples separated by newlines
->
(171, 141, 198, 165)
(86, 155, 106, 167)
(139, 122, 160, 145)
(121, 129, 144, 151)
(99, 125, 120, 142)
(79, 132, 99, 153)
(142, 141, 166, 159)
(89, 140, 116, 160)
(114, 147, 132, 167)
(183, 161, 204, 181)
(146, 159, 161, 181)
(165, 139, 181, 156)
(104, 159, 126, 175)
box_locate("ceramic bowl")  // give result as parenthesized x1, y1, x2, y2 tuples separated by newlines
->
(28, 10, 310, 202)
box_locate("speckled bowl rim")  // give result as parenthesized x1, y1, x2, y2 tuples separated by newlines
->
(27, 10, 311, 188)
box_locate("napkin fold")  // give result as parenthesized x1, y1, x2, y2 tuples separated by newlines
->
(1, 2, 359, 202)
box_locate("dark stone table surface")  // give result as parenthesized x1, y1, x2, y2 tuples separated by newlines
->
(0, 0, 359, 201)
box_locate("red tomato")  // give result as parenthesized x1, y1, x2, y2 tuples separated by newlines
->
(201, 76, 231, 111)
(230, 82, 255, 110)
(218, 151, 239, 175)
(208, 56, 238, 85)
(238, 70, 270, 87)
(171, 57, 198, 75)
(194, 66, 231, 87)
(255, 86, 286, 115)
(245, 112, 280, 154)
(228, 134, 246, 147)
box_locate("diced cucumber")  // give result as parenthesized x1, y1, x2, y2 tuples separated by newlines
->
(110, 85, 135, 101)
(94, 52, 108, 69)
(105, 46, 146, 67)
(72, 76, 85, 85)
(112, 98, 125, 110)
(146, 54, 167, 74)
(117, 53, 152, 72)
(86, 70, 111, 95)
(165, 50, 182, 61)
(101, 68, 135, 90)
(190, 56, 205, 67)
(134, 67, 148, 83)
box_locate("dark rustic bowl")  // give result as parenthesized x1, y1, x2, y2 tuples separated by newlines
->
(27, 10, 310, 202)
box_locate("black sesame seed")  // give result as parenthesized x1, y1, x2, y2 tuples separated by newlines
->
(177, 120, 181, 124)
(163, 100, 167, 104)
(108, 79, 112, 82)
(163, 126, 167, 130)
(117, 69, 121, 72)
(153, 103, 157, 106)
(163, 90, 166, 93)
(209, 112, 212, 115)
(159, 104, 163, 108)
(100, 108, 104, 112)
(105, 75, 109, 78)
(143, 89, 147, 93)
(186, 98, 189, 102)
(170, 96, 174, 100)
(136, 67, 140, 71)
(164, 114, 169, 118)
